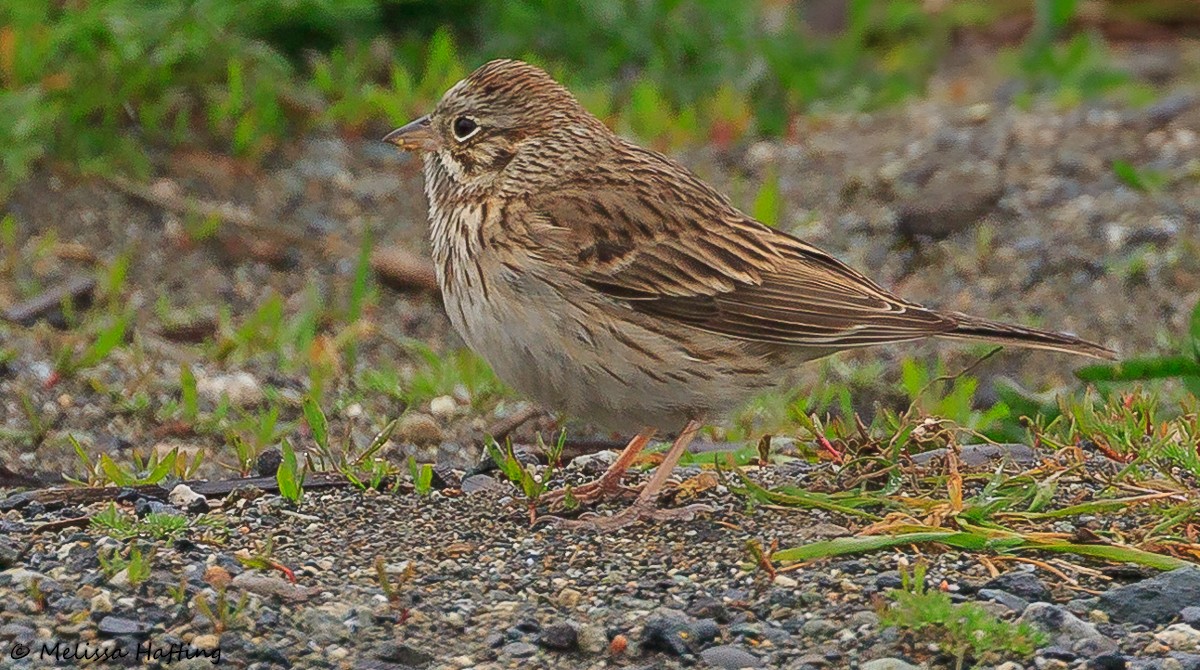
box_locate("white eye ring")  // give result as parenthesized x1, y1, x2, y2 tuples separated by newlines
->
(452, 116, 481, 142)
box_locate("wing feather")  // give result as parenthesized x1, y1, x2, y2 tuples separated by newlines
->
(528, 149, 955, 348)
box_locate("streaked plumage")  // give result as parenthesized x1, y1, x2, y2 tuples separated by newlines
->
(385, 59, 1114, 526)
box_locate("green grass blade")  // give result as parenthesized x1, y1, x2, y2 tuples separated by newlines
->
(1027, 543, 1192, 571)
(774, 531, 990, 563)
(302, 395, 329, 453)
(1076, 356, 1200, 383)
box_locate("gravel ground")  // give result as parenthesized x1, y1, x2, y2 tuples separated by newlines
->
(2, 42, 1200, 669)
(4, 455, 1200, 670)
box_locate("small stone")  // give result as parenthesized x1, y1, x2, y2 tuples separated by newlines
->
(1183, 607, 1200, 626)
(429, 395, 457, 419)
(577, 625, 607, 654)
(688, 595, 729, 622)
(642, 610, 693, 656)
(502, 641, 538, 658)
(230, 573, 310, 602)
(1098, 567, 1200, 626)
(556, 587, 583, 609)
(374, 642, 435, 666)
(700, 644, 764, 669)
(801, 619, 839, 638)
(204, 566, 232, 589)
(395, 412, 444, 446)
(1157, 624, 1200, 651)
(1019, 603, 1118, 654)
(982, 570, 1051, 603)
(539, 622, 578, 650)
(192, 634, 219, 650)
(773, 574, 798, 588)
(89, 591, 113, 613)
(197, 371, 262, 407)
(168, 484, 209, 513)
(1088, 655, 1126, 670)
(978, 588, 1031, 613)
(97, 615, 150, 637)
(255, 448, 282, 477)
(861, 658, 922, 670)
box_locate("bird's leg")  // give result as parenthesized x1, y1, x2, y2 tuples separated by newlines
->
(540, 428, 656, 509)
(542, 419, 712, 530)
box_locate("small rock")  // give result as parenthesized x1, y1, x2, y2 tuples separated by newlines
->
(982, 570, 1052, 602)
(1158, 624, 1200, 651)
(395, 412, 444, 446)
(461, 474, 503, 494)
(429, 395, 457, 419)
(642, 610, 694, 656)
(191, 634, 220, 650)
(1183, 607, 1200, 626)
(168, 484, 209, 513)
(556, 587, 583, 609)
(539, 622, 578, 650)
(97, 615, 150, 637)
(197, 371, 262, 407)
(501, 641, 538, 658)
(700, 644, 764, 669)
(861, 658, 922, 670)
(773, 574, 798, 588)
(801, 618, 839, 638)
(1089, 655, 1126, 670)
(230, 572, 310, 602)
(374, 641, 435, 666)
(688, 595, 729, 622)
(978, 588, 1031, 613)
(1098, 567, 1200, 626)
(256, 448, 282, 477)
(1020, 603, 1118, 654)
(577, 624, 607, 654)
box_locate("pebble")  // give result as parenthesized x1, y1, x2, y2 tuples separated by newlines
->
(96, 615, 150, 637)
(1098, 567, 1200, 626)
(1157, 624, 1200, 651)
(861, 658, 922, 670)
(429, 395, 457, 419)
(395, 412, 444, 445)
(577, 624, 607, 654)
(1020, 603, 1118, 654)
(700, 644, 764, 669)
(982, 569, 1052, 602)
(196, 371, 263, 407)
(168, 484, 209, 513)
(501, 641, 538, 657)
(538, 622, 577, 650)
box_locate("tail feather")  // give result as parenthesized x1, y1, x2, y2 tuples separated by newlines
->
(939, 312, 1116, 360)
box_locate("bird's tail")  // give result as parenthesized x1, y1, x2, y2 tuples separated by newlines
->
(938, 312, 1116, 360)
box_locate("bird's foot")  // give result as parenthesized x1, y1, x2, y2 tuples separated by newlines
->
(535, 501, 712, 531)
(540, 477, 641, 512)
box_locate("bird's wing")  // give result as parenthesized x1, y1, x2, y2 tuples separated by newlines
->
(530, 176, 954, 348)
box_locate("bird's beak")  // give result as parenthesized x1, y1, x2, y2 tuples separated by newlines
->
(383, 115, 436, 153)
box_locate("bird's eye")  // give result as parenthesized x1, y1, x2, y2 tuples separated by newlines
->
(452, 117, 480, 141)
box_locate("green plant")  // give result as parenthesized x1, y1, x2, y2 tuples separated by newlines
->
(408, 456, 434, 496)
(900, 357, 1012, 438)
(194, 586, 249, 634)
(276, 438, 304, 505)
(486, 430, 568, 521)
(1112, 159, 1170, 193)
(1076, 298, 1200, 397)
(880, 563, 1045, 669)
(98, 544, 155, 587)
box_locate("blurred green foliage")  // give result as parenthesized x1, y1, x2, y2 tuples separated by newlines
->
(0, 0, 1175, 199)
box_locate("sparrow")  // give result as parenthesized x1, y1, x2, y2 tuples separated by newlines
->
(384, 59, 1114, 529)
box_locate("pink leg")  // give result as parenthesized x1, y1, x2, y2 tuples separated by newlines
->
(540, 428, 656, 509)
(543, 420, 712, 530)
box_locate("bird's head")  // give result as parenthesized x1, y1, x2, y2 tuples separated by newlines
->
(384, 59, 610, 195)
